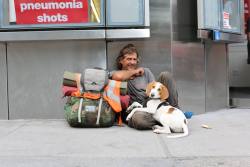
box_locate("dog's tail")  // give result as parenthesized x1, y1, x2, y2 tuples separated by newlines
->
(167, 121, 188, 138)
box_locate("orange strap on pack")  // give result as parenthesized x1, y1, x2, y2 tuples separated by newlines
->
(71, 91, 82, 97)
(71, 91, 101, 100)
(83, 92, 101, 100)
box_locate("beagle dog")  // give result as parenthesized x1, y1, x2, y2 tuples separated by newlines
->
(126, 81, 188, 138)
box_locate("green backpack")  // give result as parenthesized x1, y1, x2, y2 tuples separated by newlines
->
(63, 68, 116, 128)
(64, 96, 115, 128)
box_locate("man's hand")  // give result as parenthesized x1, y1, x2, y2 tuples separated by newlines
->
(129, 67, 144, 79)
(135, 67, 144, 76)
(112, 67, 144, 81)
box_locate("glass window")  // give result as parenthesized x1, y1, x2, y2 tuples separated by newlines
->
(222, 0, 241, 33)
(198, 0, 242, 34)
(106, 0, 144, 26)
(3, 0, 104, 28)
(203, 0, 221, 30)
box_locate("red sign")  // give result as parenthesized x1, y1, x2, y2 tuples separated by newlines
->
(223, 12, 231, 29)
(14, 0, 89, 24)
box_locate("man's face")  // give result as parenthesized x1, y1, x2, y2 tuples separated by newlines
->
(120, 53, 138, 70)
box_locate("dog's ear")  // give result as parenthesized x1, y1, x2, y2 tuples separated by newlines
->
(160, 84, 169, 101)
(146, 82, 155, 97)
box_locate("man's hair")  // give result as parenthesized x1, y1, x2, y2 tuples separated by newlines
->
(116, 43, 140, 70)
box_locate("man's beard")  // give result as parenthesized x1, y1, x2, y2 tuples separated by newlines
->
(126, 65, 137, 70)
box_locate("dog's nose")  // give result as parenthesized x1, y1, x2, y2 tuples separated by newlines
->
(150, 93, 155, 97)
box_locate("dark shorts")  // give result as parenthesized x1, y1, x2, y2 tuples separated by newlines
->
(127, 111, 158, 130)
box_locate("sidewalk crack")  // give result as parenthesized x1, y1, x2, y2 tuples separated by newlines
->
(0, 120, 31, 139)
(156, 134, 173, 158)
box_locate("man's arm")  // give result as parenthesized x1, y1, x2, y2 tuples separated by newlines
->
(111, 68, 144, 81)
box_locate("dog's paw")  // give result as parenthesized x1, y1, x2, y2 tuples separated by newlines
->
(126, 108, 132, 114)
(134, 103, 143, 108)
(153, 129, 161, 134)
(152, 125, 157, 130)
(152, 125, 162, 130)
(126, 102, 142, 113)
(126, 115, 132, 121)
(126, 108, 139, 121)
(126, 106, 133, 112)
(153, 128, 171, 134)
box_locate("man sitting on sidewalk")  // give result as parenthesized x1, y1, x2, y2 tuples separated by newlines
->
(111, 43, 192, 130)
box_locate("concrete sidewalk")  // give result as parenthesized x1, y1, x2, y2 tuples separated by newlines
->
(0, 109, 250, 167)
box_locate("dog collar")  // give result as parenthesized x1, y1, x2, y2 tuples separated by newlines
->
(157, 101, 169, 110)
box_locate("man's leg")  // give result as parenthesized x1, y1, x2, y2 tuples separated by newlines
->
(128, 111, 157, 130)
(120, 95, 130, 122)
(157, 71, 179, 108)
(157, 71, 193, 119)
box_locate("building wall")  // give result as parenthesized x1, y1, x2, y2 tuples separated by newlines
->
(0, 0, 172, 119)
(205, 42, 228, 112)
(172, 0, 206, 114)
(172, 42, 206, 114)
(0, 43, 8, 119)
(0, 0, 230, 119)
(171, 0, 228, 114)
(228, 42, 250, 87)
(7, 41, 106, 119)
(107, 0, 172, 77)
